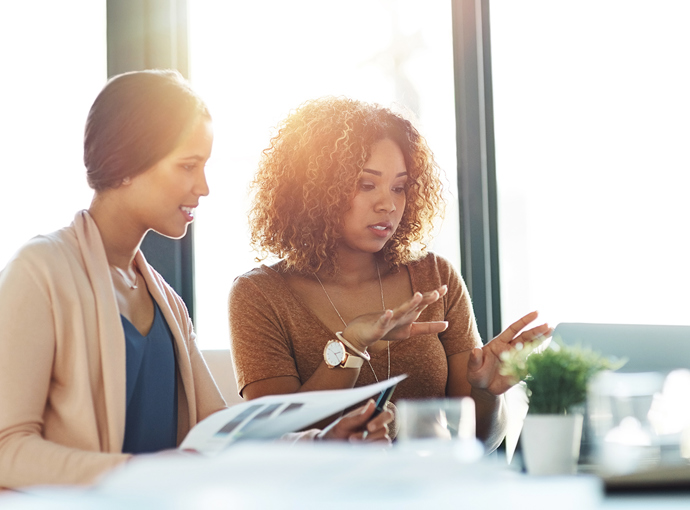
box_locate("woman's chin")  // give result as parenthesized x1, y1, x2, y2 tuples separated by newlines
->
(152, 224, 190, 240)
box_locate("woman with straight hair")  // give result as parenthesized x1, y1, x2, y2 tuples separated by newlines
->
(229, 97, 551, 450)
(0, 71, 391, 489)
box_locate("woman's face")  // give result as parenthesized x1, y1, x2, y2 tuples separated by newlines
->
(124, 115, 213, 239)
(340, 138, 408, 254)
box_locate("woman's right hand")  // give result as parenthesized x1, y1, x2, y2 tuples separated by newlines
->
(341, 285, 449, 351)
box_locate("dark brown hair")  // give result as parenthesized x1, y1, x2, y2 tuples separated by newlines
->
(84, 69, 210, 191)
(249, 96, 444, 273)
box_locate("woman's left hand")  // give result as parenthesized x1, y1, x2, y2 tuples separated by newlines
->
(466, 311, 552, 396)
(317, 400, 392, 443)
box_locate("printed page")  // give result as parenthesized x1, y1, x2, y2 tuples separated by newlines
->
(180, 374, 406, 454)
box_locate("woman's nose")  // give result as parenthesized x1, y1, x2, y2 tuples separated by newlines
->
(195, 168, 210, 197)
(375, 189, 395, 212)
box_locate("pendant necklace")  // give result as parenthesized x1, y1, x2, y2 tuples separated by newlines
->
(110, 262, 138, 290)
(314, 262, 390, 382)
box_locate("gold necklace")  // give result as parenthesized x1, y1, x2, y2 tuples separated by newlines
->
(314, 262, 390, 382)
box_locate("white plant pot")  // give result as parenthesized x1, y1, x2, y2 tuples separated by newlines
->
(521, 414, 583, 475)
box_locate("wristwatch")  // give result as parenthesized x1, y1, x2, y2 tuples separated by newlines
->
(323, 339, 364, 369)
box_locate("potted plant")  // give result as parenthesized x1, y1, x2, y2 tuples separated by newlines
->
(500, 340, 621, 475)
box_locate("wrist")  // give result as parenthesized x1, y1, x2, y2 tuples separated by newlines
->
(470, 386, 501, 404)
(335, 331, 370, 361)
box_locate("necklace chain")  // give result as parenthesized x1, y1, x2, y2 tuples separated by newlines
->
(314, 262, 390, 382)
(110, 264, 138, 290)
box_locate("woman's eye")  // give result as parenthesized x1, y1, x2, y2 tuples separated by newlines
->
(359, 182, 375, 191)
(392, 186, 406, 194)
(182, 164, 196, 171)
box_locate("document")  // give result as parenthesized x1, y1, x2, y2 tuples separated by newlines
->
(180, 375, 406, 455)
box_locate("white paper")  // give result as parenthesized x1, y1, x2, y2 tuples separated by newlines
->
(179, 374, 407, 454)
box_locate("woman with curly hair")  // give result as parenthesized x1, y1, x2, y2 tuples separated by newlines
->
(229, 97, 551, 450)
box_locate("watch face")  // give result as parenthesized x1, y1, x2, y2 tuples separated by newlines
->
(325, 340, 346, 367)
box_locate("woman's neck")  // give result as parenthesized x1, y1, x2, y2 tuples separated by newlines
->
(316, 249, 381, 287)
(88, 192, 145, 270)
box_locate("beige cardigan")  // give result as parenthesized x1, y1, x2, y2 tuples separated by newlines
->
(0, 211, 226, 488)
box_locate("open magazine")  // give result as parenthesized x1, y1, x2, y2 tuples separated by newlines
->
(180, 374, 407, 455)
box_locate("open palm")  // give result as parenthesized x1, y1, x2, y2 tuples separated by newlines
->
(342, 286, 449, 349)
(467, 311, 552, 395)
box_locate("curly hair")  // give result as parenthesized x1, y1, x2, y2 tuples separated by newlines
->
(249, 96, 444, 274)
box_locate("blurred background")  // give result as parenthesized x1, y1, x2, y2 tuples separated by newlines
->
(2, 0, 688, 356)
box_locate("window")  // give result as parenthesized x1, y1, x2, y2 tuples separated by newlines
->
(491, 1, 690, 327)
(189, 0, 459, 349)
(1, 1, 106, 269)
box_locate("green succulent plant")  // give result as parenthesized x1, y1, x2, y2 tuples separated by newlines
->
(500, 339, 622, 415)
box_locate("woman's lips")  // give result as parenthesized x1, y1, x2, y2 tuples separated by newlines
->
(369, 223, 392, 238)
(180, 206, 196, 222)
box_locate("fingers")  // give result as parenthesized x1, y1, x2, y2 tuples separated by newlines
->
(416, 285, 447, 307)
(467, 347, 483, 372)
(356, 427, 391, 444)
(353, 409, 393, 443)
(321, 400, 395, 443)
(510, 324, 553, 348)
(409, 321, 448, 336)
(495, 311, 548, 344)
(322, 400, 376, 440)
(376, 309, 394, 327)
(391, 285, 448, 320)
(341, 285, 449, 347)
(344, 399, 376, 425)
(366, 409, 393, 433)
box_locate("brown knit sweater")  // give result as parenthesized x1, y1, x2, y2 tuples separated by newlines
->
(228, 252, 481, 402)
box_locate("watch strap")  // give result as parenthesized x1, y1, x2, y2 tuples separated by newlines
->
(335, 331, 371, 361)
(341, 351, 364, 368)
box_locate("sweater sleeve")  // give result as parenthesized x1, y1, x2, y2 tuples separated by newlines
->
(435, 255, 483, 356)
(0, 251, 130, 488)
(228, 271, 300, 397)
(184, 314, 228, 421)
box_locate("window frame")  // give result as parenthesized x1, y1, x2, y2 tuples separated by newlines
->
(105, 0, 502, 341)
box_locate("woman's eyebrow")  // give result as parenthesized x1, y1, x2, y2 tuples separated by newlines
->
(363, 169, 408, 177)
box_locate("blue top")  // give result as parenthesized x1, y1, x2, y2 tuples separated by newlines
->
(120, 301, 178, 454)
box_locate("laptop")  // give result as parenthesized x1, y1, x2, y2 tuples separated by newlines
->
(552, 323, 690, 489)
(552, 322, 690, 373)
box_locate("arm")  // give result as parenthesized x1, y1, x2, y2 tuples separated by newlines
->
(229, 274, 363, 401)
(229, 272, 447, 401)
(432, 260, 507, 450)
(438, 259, 552, 451)
(447, 351, 507, 451)
(448, 312, 553, 452)
(188, 337, 229, 418)
(0, 252, 130, 488)
(244, 292, 449, 400)
(177, 302, 227, 421)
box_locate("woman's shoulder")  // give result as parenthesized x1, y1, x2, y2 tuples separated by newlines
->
(5, 226, 79, 271)
(230, 261, 289, 296)
(405, 252, 466, 294)
(407, 251, 458, 278)
(233, 262, 285, 283)
(0, 226, 82, 299)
